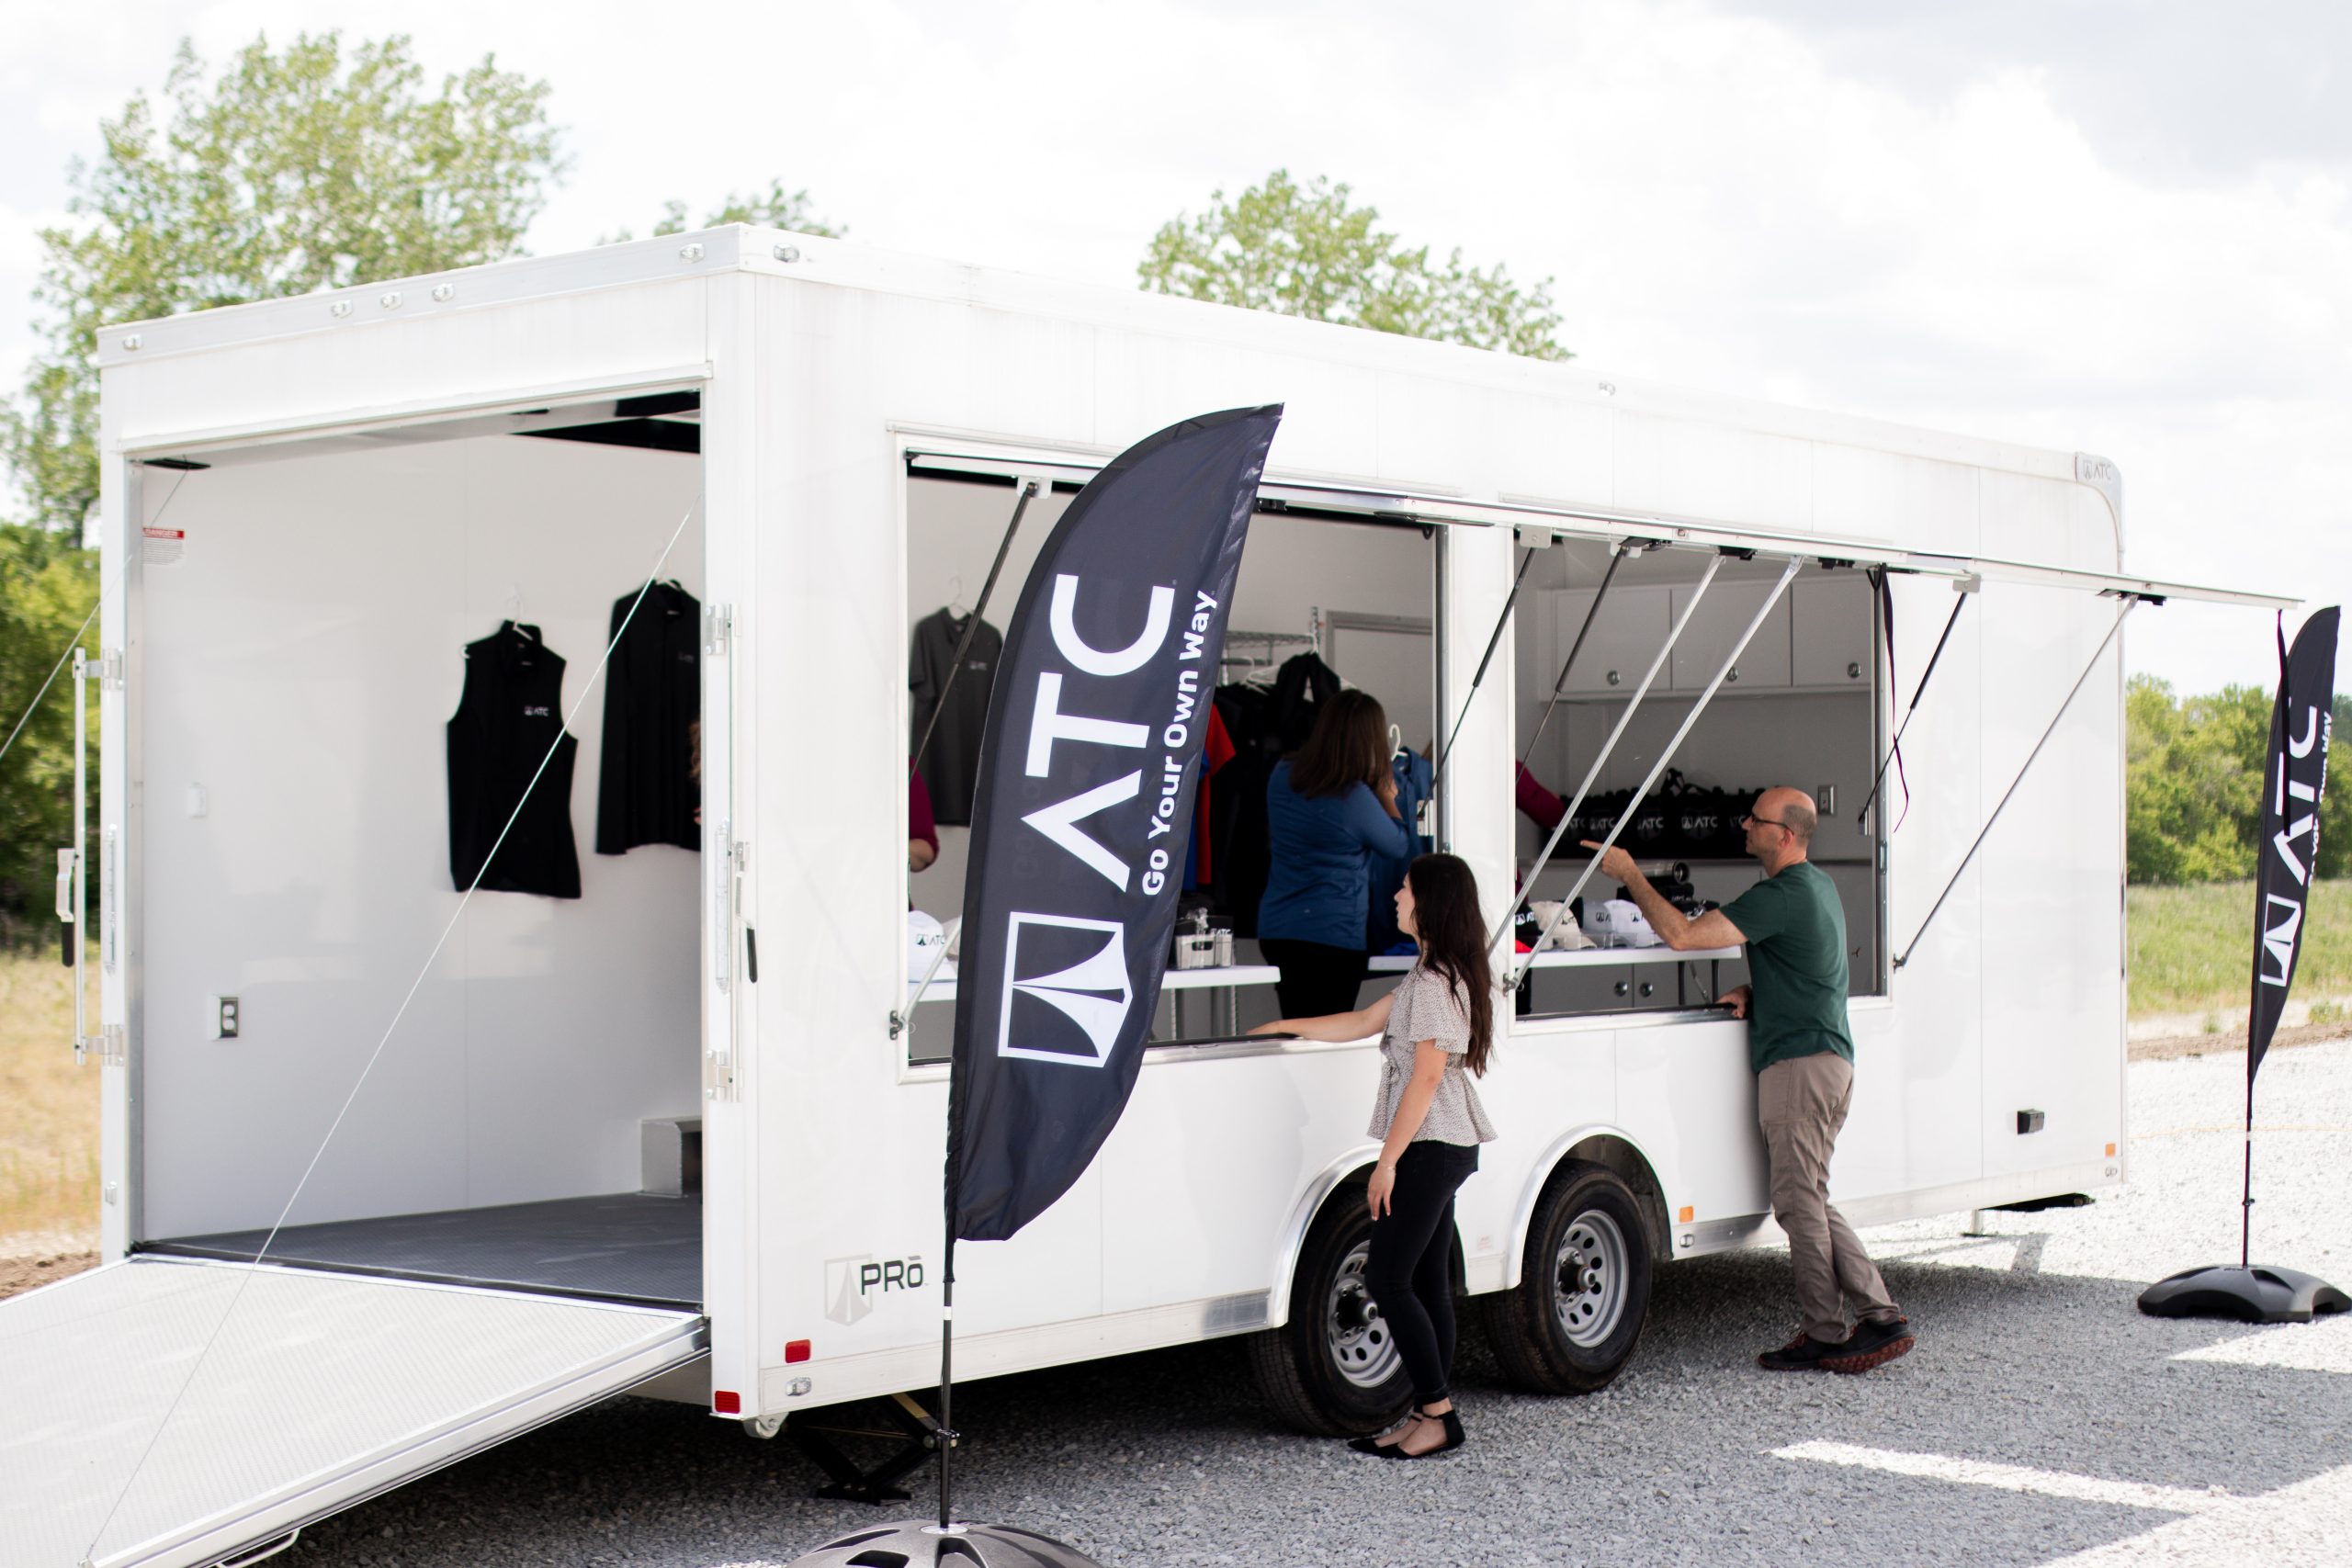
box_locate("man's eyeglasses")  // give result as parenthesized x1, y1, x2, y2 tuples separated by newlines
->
(1739, 811, 1795, 832)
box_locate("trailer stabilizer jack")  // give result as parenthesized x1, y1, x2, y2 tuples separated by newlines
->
(787, 1392, 951, 1505)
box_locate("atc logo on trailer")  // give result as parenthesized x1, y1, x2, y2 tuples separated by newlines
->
(999, 911, 1132, 1066)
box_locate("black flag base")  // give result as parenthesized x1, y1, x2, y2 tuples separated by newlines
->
(789, 1520, 1104, 1567)
(2138, 1264, 2351, 1324)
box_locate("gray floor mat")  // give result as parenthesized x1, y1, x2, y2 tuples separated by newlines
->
(144, 1193, 701, 1308)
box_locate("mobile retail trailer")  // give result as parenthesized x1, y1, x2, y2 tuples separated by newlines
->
(5, 227, 2288, 1568)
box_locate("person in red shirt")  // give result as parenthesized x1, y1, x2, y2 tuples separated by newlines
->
(909, 759, 939, 874)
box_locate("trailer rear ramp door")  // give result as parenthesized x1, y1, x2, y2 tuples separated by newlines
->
(0, 1256, 706, 1568)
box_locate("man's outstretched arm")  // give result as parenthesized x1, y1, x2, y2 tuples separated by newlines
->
(1580, 840, 1747, 952)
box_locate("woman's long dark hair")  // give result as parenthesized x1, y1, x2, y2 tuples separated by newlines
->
(1288, 689, 1390, 799)
(1408, 852, 1494, 1077)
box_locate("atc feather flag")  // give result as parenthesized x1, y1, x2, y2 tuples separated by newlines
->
(2249, 607, 2338, 1082)
(945, 406, 1282, 1243)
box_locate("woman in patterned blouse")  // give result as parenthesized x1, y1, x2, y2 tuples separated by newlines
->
(1253, 852, 1498, 1458)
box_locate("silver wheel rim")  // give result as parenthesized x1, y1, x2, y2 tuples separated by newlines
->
(1553, 1208, 1629, 1348)
(1326, 1239, 1400, 1390)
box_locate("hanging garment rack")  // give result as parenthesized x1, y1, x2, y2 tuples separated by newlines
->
(1217, 607, 1328, 671)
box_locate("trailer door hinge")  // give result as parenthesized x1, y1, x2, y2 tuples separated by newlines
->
(76, 648, 123, 690)
(75, 1024, 124, 1067)
(703, 604, 733, 657)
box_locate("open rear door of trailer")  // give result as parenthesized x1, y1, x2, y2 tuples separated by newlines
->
(0, 1256, 705, 1568)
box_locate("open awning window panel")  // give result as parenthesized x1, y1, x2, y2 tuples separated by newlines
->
(901, 442, 2293, 611)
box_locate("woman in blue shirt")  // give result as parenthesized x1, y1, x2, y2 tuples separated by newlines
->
(1259, 689, 1414, 1018)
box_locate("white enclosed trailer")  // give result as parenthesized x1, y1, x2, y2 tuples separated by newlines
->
(3, 227, 2285, 1567)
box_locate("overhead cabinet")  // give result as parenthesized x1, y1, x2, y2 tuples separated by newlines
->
(1669, 579, 1792, 691)
(1789, 573, 1878, 690)
(1552, 585, 1671, 694)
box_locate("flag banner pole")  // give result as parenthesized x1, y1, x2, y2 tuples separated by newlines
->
(2141, 605, 2347, 1326)
(790, 410, 1283, 1568)
(943, 406, 1282, 1247)
(911, 480, 1041, 781)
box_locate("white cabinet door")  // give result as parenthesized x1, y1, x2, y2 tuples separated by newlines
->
(1669, 577, 1792, 691)
(1550, 584, 1673, 695)
(1790, 574, 1876, 689)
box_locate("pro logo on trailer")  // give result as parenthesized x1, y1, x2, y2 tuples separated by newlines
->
(824, 1254, 930, 1325)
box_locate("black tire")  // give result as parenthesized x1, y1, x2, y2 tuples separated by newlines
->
(1248, 1181, 1416, 1437)
(1484, 1161, 1653, 1394)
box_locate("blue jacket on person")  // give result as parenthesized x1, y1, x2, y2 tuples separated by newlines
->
(1257, 760, 1415, 951)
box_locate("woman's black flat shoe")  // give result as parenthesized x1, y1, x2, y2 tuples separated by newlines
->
(1347, 1414, 1421, 1454)
(1381, 1409, 1465, 1459)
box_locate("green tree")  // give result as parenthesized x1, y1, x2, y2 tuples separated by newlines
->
(6, 32, 566, 532)
(603, 178, 844, 244)
(0, 527, 99, 945)
(2124, 674, 2349, 883)
(1138, 170, 1569, 360)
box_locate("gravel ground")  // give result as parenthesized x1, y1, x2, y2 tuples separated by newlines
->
(180, 1044, 2352, 1564)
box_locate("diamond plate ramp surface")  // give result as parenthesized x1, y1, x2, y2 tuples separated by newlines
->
(0, 1257, 704, 1568)
(148, 1192, 702, 1308)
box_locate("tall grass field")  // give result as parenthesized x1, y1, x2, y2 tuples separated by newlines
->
(1, 944, 100, 1244)
(2127, 879, 2352, 1018)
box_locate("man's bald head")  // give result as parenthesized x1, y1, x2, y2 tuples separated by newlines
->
(1757, 787, 1817, 846)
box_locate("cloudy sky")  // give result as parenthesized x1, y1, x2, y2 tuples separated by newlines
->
(4, 0, 2344, 694)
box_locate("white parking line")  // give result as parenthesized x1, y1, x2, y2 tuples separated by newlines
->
(2032, 1461, 2352, 1567)
(1772, 1440, 2231, 1514)
(2172, 1314, 2352, 1376)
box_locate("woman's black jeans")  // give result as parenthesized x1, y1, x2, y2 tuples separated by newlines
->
(1260, 938, 1368, 1020)
(1364, 1139, 1480, 1406)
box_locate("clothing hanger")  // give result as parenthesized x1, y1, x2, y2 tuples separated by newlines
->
(1388, 723, 1404, 758)
(945, 573, 969, 618)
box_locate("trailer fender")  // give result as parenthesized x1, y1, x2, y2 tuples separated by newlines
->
(1263, 1143, 1383, 1330)
(1504, 1126, 1672, 1291)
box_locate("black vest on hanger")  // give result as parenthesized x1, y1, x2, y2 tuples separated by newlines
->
(447, 622, 582, 898)
(595, 580, 701, 854)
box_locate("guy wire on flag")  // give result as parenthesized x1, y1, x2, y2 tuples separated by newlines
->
(910, 479, 1039, 782)
(0, 460, 194, 773)
(1892, 596, 2138, 972)
(81, 498, 702, 1564)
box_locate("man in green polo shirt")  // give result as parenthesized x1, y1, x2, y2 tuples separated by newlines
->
(1584, 787, 1914, 1374)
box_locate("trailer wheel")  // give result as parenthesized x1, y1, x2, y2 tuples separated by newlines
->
(1248, 1182, 1415, 1437)
(1485, 1162, 1653, 1394)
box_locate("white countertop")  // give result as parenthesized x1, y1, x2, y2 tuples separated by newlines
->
(1368, 945, 1742, 973)
(910, 962, 1282, 1004)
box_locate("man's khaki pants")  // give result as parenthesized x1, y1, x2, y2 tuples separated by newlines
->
(1758, 1052, 1899, 1343)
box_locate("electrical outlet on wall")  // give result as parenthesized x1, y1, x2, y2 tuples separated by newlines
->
(207, 996, 239, 1040)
